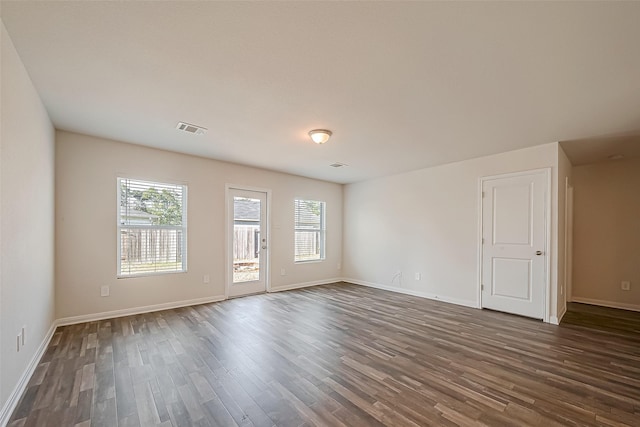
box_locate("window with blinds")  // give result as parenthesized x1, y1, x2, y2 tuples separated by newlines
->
(294, 199, 326, 262)
(118, 178, 187, 277)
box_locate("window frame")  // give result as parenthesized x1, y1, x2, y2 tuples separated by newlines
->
(117, 177, 188, 278)
(294, 199, 326, 263)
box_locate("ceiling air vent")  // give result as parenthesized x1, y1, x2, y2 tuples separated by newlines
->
(176, 122, 207, 135)
(330, 162, 348, 168)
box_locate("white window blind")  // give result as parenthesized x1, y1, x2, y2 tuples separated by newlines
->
(294, 199, 325, 262)
(118, 178, 187, 276)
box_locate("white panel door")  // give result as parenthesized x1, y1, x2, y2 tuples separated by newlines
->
(228, 188, 268, 298)
(481, 171, 547, 319)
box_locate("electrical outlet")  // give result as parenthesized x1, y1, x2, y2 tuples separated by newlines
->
(203, 274, 210, 284)
(337, 262, 341, 270)
(280, 268, 286, 276)
(17, 335, 21, 352)
(415, 273, 421, 281)
(621, 281, 631, 291)
(100, 285, 110, 297)
(21, 326, 26, 346)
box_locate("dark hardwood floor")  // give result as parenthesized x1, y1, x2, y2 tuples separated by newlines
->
(8, 283, 640, 426)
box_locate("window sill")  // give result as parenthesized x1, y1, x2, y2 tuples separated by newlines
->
(294, 259, 325, 265)
(117, 270, 187, 279)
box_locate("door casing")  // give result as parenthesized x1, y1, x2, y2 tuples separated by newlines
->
(565, 182, 574, 303)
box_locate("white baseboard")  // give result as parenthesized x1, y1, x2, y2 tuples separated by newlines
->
(549, 304, 568, 325)
(58, 280, 349, 326)
(269, 277, 344, 293)
(56, 294, 226, 326)
(571, 297, 640, 313)
(0, 322, 57, 427)
(549, 305, 568, 325)
(345, 278, 478, 309)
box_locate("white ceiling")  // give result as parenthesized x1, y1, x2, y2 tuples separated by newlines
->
(561, 134, 640, 167)
(2, 1, 640, 184)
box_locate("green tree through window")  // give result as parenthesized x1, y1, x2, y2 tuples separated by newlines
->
(118, 178, 187, 276)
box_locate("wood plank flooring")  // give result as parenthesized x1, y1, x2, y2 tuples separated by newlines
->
(8, 283, 640, 426)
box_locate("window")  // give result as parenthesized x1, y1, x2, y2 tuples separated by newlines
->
(294, 199, 325, 262)
(118, 178, 187, 276)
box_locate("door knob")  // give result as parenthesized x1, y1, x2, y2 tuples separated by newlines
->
(535, 251, 543, 256)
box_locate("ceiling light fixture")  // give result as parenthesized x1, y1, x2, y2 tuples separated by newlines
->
(309, 129, 332, 144)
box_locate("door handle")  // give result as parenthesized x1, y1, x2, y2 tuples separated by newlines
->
(536, 251, 543, 256)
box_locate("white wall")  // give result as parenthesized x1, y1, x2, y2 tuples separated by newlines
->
(571, 157, 640, 310)
(55, 131, 343, 320)
(0, 21, 55, 416)
(343, 142, 561, 319)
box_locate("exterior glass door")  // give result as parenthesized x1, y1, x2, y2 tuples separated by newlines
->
(228, 188, 267, 297)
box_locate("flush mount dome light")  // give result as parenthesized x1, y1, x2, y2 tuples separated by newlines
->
(309, 129, 332, 144)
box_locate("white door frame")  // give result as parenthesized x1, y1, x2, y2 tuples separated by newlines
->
(225, 184, 272, 299)
(477, 168, 551, 323)
(565, 182, 574, 302)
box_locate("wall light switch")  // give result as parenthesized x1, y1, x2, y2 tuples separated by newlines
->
(100, 285, 110, 297)
(280, 268, 286, 276)
(621, 281, 631, 291)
